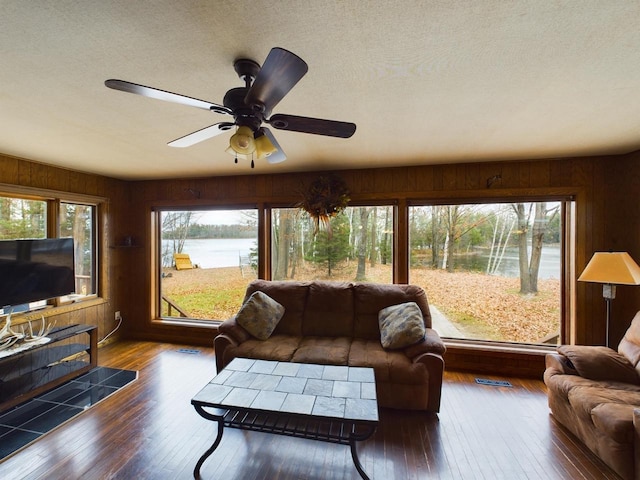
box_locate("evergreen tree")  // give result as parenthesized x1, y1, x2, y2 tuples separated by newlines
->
(307, 213, 350, 277)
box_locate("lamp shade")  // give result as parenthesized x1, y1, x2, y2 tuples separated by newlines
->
(578, 252, 640, 285)
(228, 126, 255, 155)
(254, 134, 277, 160)
(224, 147, 252, 161)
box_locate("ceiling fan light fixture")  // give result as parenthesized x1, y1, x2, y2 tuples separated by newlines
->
(255, 133, 277, 159)
(225, 146, 252, 161)
(228, 126, 255, 155)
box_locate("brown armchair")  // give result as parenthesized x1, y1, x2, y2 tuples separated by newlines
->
(544, 311, 640, 480)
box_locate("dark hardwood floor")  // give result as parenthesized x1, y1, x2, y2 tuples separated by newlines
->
(0, 341, 619, 480)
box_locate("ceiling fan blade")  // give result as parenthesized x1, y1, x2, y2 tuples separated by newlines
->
(168, 122, 235, 148)
(244, 48, 308, 116)
(105, 79, 231, 114)
(260, 128, 287, 164)
(268, 114, 356, 138)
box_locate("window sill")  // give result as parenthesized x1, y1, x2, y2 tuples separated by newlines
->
(153, 317, 221, 329)
(443, 338, 556, 355)
(11, 297, 106, 321)
(442, 338, 556, 378)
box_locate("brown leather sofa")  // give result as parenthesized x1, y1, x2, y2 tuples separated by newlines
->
(214, 280, 446, 412)
(544, 311, 640, 480)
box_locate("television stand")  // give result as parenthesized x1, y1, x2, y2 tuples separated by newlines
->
(0, 324, 97, 411)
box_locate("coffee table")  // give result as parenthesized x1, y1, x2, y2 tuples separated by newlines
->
(191, 358, 379, 479)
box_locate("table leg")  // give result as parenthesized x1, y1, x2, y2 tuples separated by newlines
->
(193, 410, 225, 479)
(349, 437, 370, 480)
(349, 425, 376, 480)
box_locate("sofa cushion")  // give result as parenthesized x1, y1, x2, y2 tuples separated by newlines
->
(568, 385, 640, 423)
(591, 403, 638, 444)
(558, 345, 640, 384)
(353, 283, 431, 340)
(379, 302, 426, 349)
(291, 336, 351, 365)
(244, 280, 308, 336)
(224, 334, 301, 363)
(235, 291, 285, 340)
(302, 281, 354, 337)
(349, 338, 428, 384)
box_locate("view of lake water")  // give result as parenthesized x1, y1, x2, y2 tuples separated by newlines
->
(170, 238, 256, 268)
(170, 239, 560, 279)
(450, 245, 560, 279)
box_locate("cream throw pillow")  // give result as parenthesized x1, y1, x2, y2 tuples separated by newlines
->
(378, 301, 426, 350)
(235, 291, 285, 340)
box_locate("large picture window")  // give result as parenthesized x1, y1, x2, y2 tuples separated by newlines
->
(153, 198, 573, 348)
(271, 206, 394, 283)
(409, 201, 568, 345)
(158, 208, 258, 321)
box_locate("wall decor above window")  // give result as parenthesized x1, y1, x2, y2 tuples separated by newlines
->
(298, 174, 350, 235)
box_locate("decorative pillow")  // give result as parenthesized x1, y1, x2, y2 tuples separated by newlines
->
(378, 301, 426, 350)
(558, 345, 640, 384)
(235, 291, 285, 340)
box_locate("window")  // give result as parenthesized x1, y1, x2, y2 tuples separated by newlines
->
(0, 197, 46, 239)
(157, 208, 258, 321)
(0, 193, 99, 310)
(271, 206, 394, 283)
(409, 201, 569, 345)
(60, 203, 97, 297)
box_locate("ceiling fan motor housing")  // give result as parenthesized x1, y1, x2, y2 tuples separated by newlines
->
(223, 87, 263, 132)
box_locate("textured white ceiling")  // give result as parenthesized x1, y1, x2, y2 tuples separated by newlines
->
(1, 1, 639, 180)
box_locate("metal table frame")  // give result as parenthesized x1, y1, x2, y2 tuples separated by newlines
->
(191, 360, 378, 479)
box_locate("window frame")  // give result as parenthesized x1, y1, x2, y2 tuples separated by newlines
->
(269, 203, 396, 284)
(407, 194, 575, 346)
(149, 193, 576, 347)
(0, 184, 103, 311)
(151, 205, 260, 325)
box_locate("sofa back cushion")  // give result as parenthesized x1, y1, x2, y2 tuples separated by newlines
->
(353, 283, 431, 340)
(302, 281, 355, 337)
(242, 280, 432, 341)
(243, 280, 308, 336)
(619, 310, 640, 371)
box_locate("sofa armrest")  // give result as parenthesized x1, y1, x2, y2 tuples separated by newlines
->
(404, 328, 446, 359)
(214, 333, 239, 373)
(555, 345, 640, 384)
(545, 352, 578, 376)
(414, 352, 445, 413)
(218, 316, 252, 345)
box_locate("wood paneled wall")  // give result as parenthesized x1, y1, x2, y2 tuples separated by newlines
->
(122, 154, 640, 373)
(2, 150, 639, 377)
(0, 153, 128, 344)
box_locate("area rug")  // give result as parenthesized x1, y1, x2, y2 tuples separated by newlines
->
(0, 366, 137, 461)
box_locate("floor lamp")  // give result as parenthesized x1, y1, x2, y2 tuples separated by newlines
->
(578, 252, 640, 348)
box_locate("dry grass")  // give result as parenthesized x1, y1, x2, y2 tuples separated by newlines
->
(161, 263, 560, 343)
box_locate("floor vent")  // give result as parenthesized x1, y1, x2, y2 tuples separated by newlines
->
(177, 348, 201, 354)
(475, 378, 512, 387)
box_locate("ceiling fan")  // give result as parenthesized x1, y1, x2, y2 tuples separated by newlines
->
(105, 47, 356, 168)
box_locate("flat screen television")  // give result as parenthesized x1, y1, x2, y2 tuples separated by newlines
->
(0, 238, 75, 310)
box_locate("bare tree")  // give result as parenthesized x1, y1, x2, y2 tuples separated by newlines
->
(162, 211, 194, 267)
(512, 202, 559, 294)
(369, 207, 378, 267)
(355, 207, 371, 281)
(487, 207, 515, 275)
(273, 209, 295, 280)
